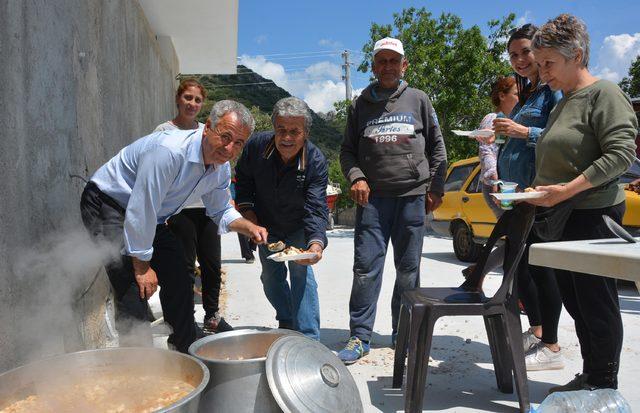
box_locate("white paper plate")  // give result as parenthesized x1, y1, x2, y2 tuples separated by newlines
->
(452, 129, 494, 138)
(491, 192, 546, 201)
(267, 252, 317, 262)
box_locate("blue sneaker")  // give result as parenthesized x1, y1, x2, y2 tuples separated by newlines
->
(337, 336, 370, 365)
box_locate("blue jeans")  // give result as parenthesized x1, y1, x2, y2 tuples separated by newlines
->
(258, 229, 320, 340)
(349, 195, 425, 342)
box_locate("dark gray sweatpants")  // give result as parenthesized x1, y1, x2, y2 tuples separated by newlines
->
(349, 195, 426, 342)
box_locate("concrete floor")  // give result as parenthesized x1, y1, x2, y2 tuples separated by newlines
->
(151, 228, 640, 412)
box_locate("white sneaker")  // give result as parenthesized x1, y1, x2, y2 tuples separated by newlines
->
(522, 329, 541, 351)
(525, 342, 565, 371)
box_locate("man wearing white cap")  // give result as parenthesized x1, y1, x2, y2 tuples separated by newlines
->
(339, 37, 447, 364)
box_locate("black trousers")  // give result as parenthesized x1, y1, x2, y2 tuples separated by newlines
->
(238, 233, 255, 260)
(167, 208, 221, 320)
(556, 202, 625, 388)
(80, 182, 196, 353)
(517, 230, 563, 344)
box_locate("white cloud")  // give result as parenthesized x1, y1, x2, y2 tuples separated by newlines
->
(305, 61, 342, 79)
(239, 55, 287, 83)
(593, 33, 640, 82)
(516, 10, 533, 27)
(303, 82, 364, 113)
(238, 54, 359, 113)
(254, 34, 267, 45)
(318, 38, 343, 50)
(304, 81, 347, 112)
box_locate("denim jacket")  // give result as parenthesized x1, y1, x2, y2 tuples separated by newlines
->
(497, 85, 562, 188)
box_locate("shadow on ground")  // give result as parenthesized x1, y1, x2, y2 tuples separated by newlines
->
(319, 327, 392, 352)
(327, 229, 356, 239)
(619, 284, 640, 315)
(222, 258, 254, 264)
(361, 335, 557, 412)
(422, 251, 467, 266)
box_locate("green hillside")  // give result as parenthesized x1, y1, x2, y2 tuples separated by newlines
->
(186, 66, 343, 160)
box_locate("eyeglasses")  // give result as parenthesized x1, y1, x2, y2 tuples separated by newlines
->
(508, 23, 533, 36)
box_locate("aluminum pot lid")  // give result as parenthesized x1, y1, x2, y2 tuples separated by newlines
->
(265, 335, 363, 413)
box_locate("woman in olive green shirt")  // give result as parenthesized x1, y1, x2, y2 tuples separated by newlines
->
(529, 14, 637, 393)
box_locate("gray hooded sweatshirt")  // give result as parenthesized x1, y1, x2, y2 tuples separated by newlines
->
(340, 81, 447, 197)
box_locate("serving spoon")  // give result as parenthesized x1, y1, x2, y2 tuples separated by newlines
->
(602, 215, 637, 243)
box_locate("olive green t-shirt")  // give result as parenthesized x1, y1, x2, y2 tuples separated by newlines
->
(534, 80, 638, 209)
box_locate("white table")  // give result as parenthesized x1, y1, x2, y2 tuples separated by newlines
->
(529, 238, 640, 283)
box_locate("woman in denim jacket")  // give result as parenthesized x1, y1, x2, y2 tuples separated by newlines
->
(495, 29, 562, 189)
(494, 24, 565, 372)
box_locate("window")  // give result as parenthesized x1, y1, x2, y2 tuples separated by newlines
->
(444, 163, 478, 192)
(466, 169, 482, 193)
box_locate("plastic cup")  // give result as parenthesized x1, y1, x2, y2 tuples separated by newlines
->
(494, 112, 507, 145)
(497, 181, 517, 210)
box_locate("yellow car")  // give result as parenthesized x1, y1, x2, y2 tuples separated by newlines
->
(431, 157, 640, 262)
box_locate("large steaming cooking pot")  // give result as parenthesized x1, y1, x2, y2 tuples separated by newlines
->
(190, 329, 299, 413)
(190, 329, 363, 413)
(0, 347, 209, 413)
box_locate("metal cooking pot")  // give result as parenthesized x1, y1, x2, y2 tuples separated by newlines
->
(0, 347, 209, 413)
(190, 329, 363, 413)
(190, 329, 301, 413)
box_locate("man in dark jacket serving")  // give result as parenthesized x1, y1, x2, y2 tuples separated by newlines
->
(338, 37, 447, 363)
(235, 97, 328, 340)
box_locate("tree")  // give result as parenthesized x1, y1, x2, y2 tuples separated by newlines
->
(359, 8, 515, 162)
(249, 106, 273, 132)
(329, 99, 352, 133)
(328, 158, 354, 210)
(619, 55, 640, 98)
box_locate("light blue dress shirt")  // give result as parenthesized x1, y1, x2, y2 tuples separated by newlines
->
(90, 127, 242, 261)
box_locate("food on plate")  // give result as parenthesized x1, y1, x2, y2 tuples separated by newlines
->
(281, 246, 304, 256)
(0, 375, 194, 413)
(267, 241, 286, 252)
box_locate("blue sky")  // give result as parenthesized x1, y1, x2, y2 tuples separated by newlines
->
(238, 0, 640, 112)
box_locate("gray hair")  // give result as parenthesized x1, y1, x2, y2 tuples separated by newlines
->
(208, 100, 255, 134)
(532, 14, 590, 67)
(271, 97, 313, 135)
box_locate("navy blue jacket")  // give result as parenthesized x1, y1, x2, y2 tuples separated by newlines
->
(235, 132, 329, 248)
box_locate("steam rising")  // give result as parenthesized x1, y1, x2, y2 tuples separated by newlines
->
(6, 226, 157, 367)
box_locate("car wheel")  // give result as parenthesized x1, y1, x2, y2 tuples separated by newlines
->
(452, 222, 483, 262)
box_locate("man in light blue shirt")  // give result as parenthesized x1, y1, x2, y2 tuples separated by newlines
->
(81, 100, 267, 352)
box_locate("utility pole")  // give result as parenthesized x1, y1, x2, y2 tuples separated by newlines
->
(341, 50, 352, 101)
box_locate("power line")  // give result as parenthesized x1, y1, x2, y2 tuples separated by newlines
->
(213, 77, 343, 87)
(253, 53, 343, 61)
(236, 66, 334, 74)
(246, 50, 342, 58)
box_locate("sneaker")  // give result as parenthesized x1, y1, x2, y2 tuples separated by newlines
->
(337, 336, 370, 365)
(245, 257, 255, 264)
(525, 342, 565, 371)
(548, 373, 592, 393)
(522, 329, 541, 351)
(202, 314, 234, 334)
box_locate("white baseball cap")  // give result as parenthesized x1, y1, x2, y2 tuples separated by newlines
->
(373, 37, 405, 57)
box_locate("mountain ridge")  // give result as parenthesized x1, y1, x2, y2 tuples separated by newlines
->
(188, 66, 343, 159)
